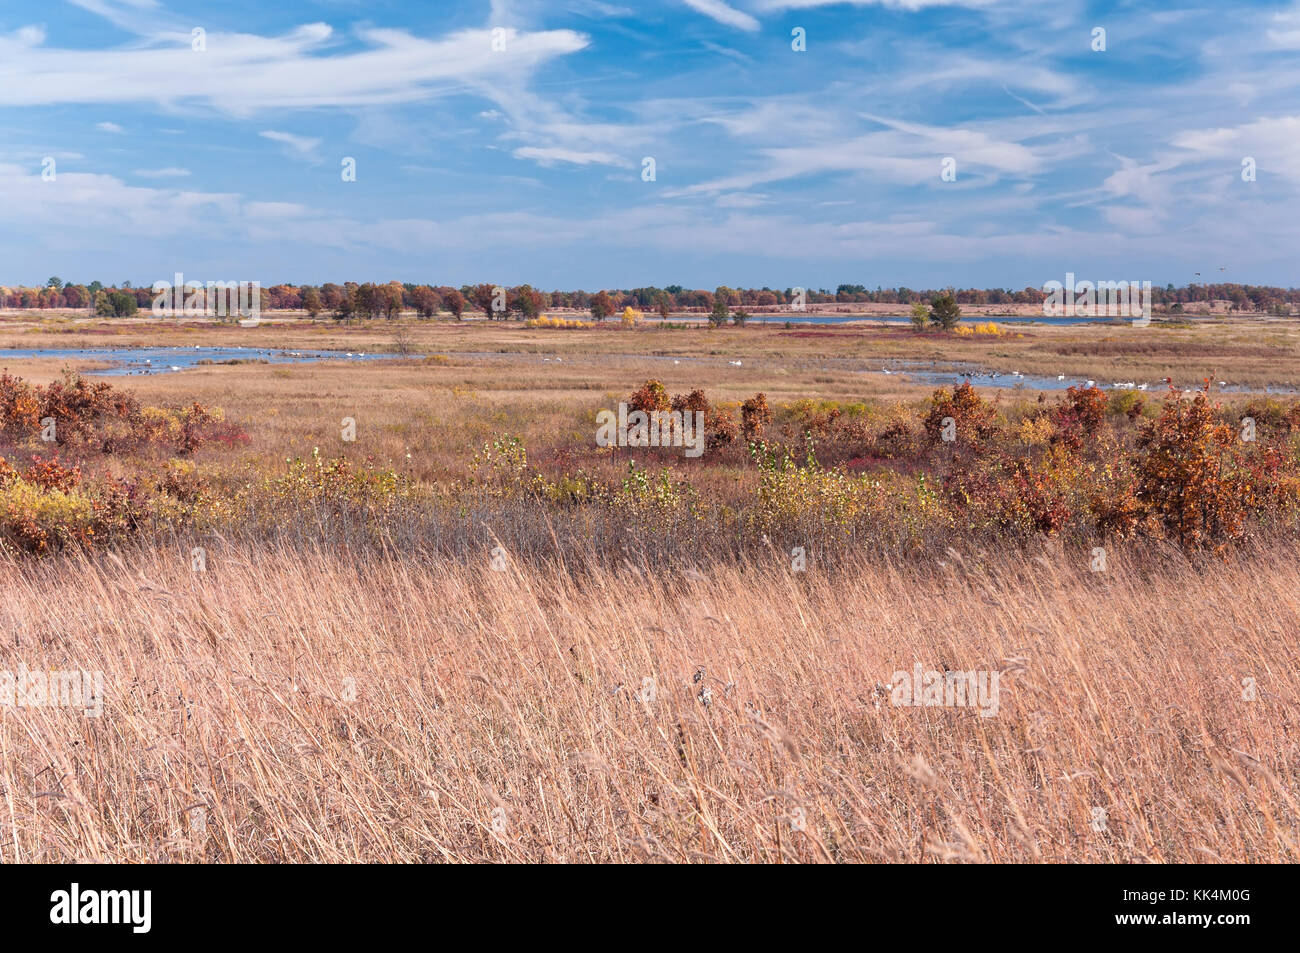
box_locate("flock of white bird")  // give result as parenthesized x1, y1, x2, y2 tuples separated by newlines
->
(866, 365, 1239, 392)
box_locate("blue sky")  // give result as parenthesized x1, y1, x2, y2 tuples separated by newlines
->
(1, 0, 1298, 290)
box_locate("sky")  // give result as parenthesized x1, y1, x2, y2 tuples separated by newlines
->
(1, 0, 1298, 291)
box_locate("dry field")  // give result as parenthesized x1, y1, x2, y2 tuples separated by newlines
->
(1, 541, 1295, 862)
(0, 312, 1297, 863)
(5, 309, 1300, 392)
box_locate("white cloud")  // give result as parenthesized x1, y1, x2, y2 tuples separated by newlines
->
(1267, 5, 1300, 48)
(13, 25, 46, 46)
(512, 145, 627, 166)
(134, 166, 191, 178)
(95, 121, 125, 133)
(67, 1, 163, 35)
(679, 110, 1043, 196)
(0, 162, 239, 240)
(682, 0, 760, 31)
(0, 22, 589, 117)
(259, 130, 322, 159)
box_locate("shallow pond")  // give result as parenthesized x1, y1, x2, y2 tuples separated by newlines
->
(0, 347, 408, 376)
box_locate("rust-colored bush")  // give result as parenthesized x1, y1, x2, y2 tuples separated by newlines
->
(1051, 385, 1107, 451)
(627, 380, 671, 414)
(923, 381, 999, 446)
(1134, 385, 1256, 552)
(741, 393, 772, 442)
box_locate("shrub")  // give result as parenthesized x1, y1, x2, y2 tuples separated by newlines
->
(628, 380, 671, 414)
(708, 299, 729, 327)
(95, 290, 138, 317)
(741, 393, 772, 442)
(923, 382, 998, 445)
(909, 301, 928, 331)
(0, 371, 245, 456)
(1051, 385, 1107, 452)
(1134, 385, 1256, 552)
(0, 459, 146, 555)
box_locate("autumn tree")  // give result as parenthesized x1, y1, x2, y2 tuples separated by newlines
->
(333, 287, 356, 322)
(411, 285, 440, 319)
(655, 294, 671, 321)
(469, 283, 502, 320)
(301, 286, 322, 317)
(350, 283, 376, 319)
(383, 281, 405, 319)
(590, 290, 615, 321)
(320, 283, 343, 310)
(509, 284, 544, 320)
(440, 287, 465, 319)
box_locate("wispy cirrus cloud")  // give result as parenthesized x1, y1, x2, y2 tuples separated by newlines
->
(0, 18, 589, 117)
(512, 145, 627, 167)
(681, 0, 760, 31)
(259, 130, 321, 160)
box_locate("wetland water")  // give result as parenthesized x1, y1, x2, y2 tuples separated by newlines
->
(0, 347, 405, 376)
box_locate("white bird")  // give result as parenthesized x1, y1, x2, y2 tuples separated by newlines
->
(1086, 380, 1096, 388)
(673, 360, 680, 365)
(729, 360, 742, 366)
(883, 369, 892, 375)
(1218, 380, 1227, 386)
(1057, 374, 1065, 381)
(1138, 383, 1148, 391)
(169, 365, 180, 371)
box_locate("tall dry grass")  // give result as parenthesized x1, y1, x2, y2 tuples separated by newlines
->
(0, 539, 1295, 863)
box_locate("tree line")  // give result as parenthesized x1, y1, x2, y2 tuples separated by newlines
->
(3, 277, 1298, 320)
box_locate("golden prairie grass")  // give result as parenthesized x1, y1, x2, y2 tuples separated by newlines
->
(1, 539, 1295, 863)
